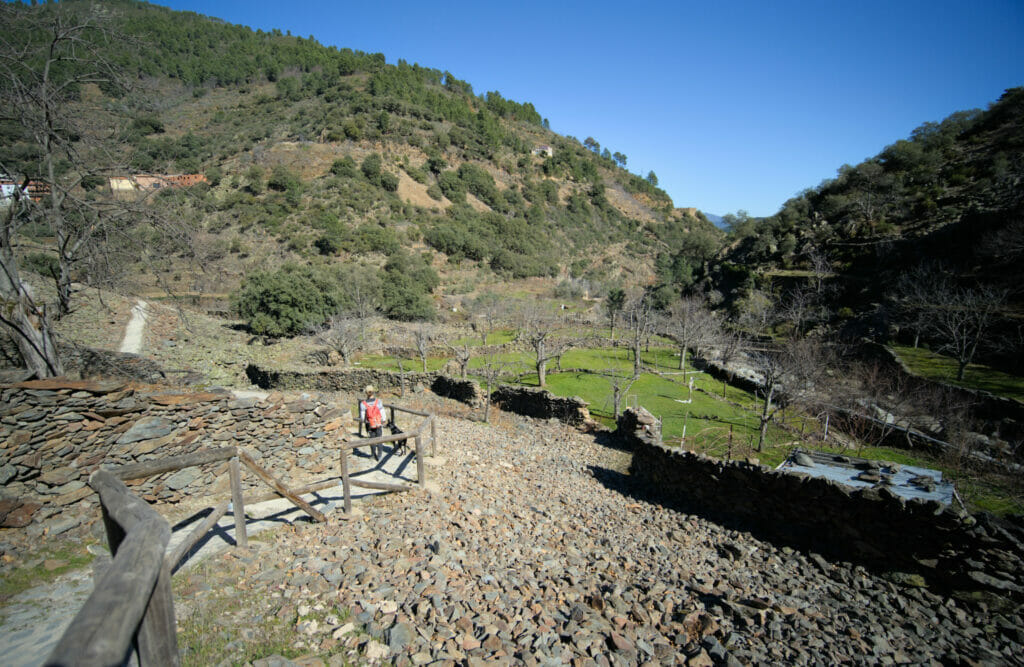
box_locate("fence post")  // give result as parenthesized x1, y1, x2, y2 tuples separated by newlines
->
(340, 447, 352, 515)
(229, 457, 247, 549)
(430, 416, 437, 457)
(415, 434, 424, 489)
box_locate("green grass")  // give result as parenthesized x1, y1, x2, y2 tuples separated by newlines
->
(355, 339, 1021, 515)
(892, 345, 1024, 402)
(0, 541, 96, 605)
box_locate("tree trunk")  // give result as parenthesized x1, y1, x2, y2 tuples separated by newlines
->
(678, 344, 686, 371)
(956, 360, 967, 381)
(1, 228, 64, 377)
(537, 359, 546, 387)
(757, 385, 774, 452)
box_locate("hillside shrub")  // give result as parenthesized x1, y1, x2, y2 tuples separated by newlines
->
(232, 264, 344, 336)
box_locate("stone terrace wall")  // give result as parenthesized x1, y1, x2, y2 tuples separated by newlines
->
(620, 409, 1024, 597)
(246, 364, 437, 395)
(491, 386, 594, 427)
(246, 365, 598, 429)
(0, 380, 353, 538)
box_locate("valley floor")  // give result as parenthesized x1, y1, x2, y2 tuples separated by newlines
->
(174, 412, 1022, 666)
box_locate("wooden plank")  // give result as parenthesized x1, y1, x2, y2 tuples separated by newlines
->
(388, 405, 431, 417)
(47, 470, 170, 666)
(341, 429, 422, 450)
(242, 478, 341, 505)
(135, 561, 179, 666)
(430, 416, 437, 457)
(229, 458, 247, 550)
(165, 500, 229, 572)
(113, 447, 237, 481)
(238, 450, 326, 523)
(340, 448, 352, 515)
(416, 434, 425, 489)
(348, 479, 416, 492)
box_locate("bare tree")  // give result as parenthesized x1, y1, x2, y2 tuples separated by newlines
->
(930, 284, 1006, 381)
(778, 287, 823, 338)
(442, 339, 473, 380)
(750, 336, 830, 451)
(315, 313, 367, 366)
(894, 264, 1007, 378)
(600, 368, 640, 420)
(623, 291, 655, 377)
(469, 290, 504, 345)
(514, 300, 574, 388)
(476, 353, 512, 423)
(412, 323, 434, 372)
(713, 330, 746, 397)
(806, 247, 833, 296)
(734, 289, 776, 338)
(663, 296, 721, 371)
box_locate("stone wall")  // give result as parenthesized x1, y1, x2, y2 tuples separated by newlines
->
(245, 364, 437, 395)
(0, 380, 353, 538)
(620, 409, 1024, 597)
(429, 376, 484, 407)
(245, 364, 599, 428)
(491, 386, 595, 427)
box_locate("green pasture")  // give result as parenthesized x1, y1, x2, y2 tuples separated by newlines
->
(353, 340, 1021, 515)
(892, 345, 1024, 402)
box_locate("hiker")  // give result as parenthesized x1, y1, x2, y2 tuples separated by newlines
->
(360, 385, 386, 459)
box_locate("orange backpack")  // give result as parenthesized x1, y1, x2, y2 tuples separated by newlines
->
(363, 400, 383, 429)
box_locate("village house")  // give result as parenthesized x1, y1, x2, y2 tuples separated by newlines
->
(531, 145, 553, 158)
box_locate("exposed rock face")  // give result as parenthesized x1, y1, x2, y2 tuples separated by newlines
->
(621, 408, 1024, 599)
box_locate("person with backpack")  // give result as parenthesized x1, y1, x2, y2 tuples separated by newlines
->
(360, 385, 386, 460)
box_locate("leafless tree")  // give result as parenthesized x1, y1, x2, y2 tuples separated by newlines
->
(442, 339, 473, 380)
(894, 264, 1007, 379)
(778, 287, 823, 338)
(932, 284, 1006, 381)
(663, 296, 721, 371)
(750, 336, 831, 451)
(315, 313, 367, 366)
(713, 330, 746, 397)
(734, 289, 776, 338)
(412, 323, 434, 372)
(476, 353, 513, 423)
(514, 300, 574, 388)
(469, 290, 504, 345)
(0, 5, 198, 378)
(622, 291, 656, 377)
(806, 247, 833, 295)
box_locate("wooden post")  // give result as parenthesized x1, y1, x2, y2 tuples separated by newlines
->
(415, 434, 424, 489)
(430, 416, 437, 457)
(340, 447, 351, 515)
(135, 561, 178, 666)
(229, 457, 247, 550)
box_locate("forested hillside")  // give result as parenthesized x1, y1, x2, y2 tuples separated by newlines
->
(1, 0, 721, 330)
(711, 88, 1023, 369)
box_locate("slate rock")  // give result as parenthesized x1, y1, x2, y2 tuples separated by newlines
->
(116, 417, 175, 444)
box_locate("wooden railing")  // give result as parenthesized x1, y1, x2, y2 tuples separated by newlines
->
(46, 405, 438, 664)
(46, 469, 179, 666)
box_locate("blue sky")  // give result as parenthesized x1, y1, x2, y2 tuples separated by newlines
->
(156, 0, 1024, 218)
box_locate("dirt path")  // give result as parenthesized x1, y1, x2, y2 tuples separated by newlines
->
(118, 299, 148, 353)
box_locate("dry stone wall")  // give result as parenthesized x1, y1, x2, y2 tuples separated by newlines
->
(0, 380, 353, 538)
(491, 386, 594, 427)
(620, 409, 1024, 598)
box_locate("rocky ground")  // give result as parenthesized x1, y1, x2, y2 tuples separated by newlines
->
(173, 412, 1023, 666)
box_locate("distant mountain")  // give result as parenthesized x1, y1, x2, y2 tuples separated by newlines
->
(704, 213, 727, 229)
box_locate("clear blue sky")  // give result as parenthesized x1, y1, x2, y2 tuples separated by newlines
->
(156, 0, 1024, 218)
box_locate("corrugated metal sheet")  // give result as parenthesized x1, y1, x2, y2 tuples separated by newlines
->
(778, 449, 955, 506)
